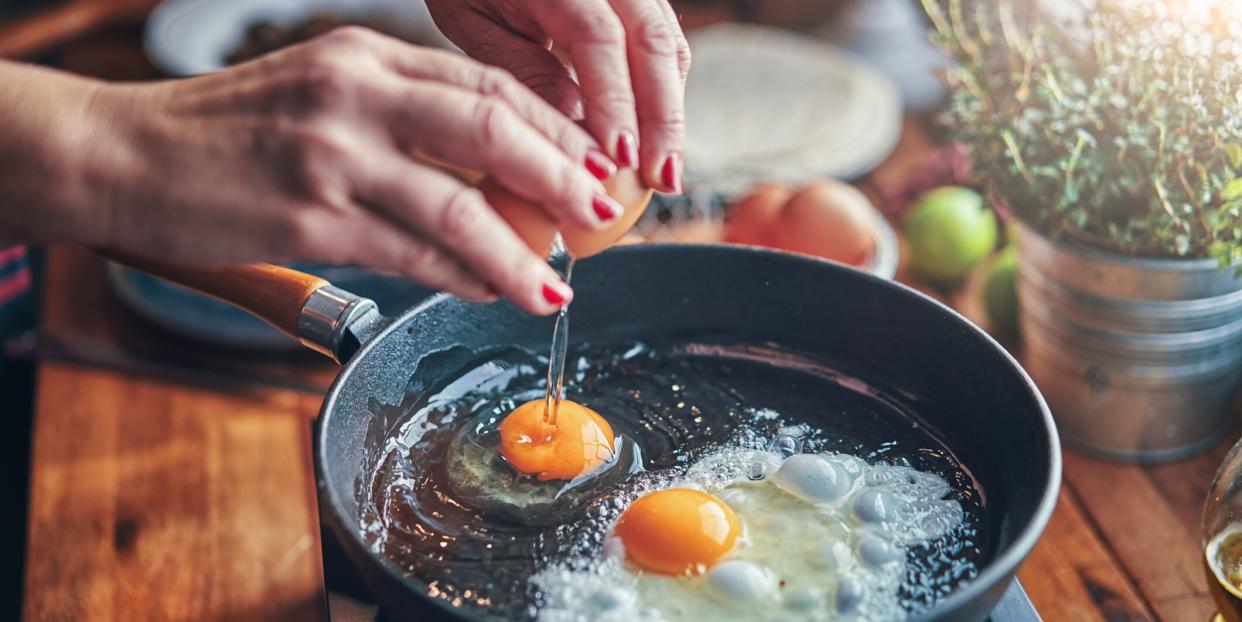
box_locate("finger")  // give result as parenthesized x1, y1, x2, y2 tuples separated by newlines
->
(380, 78, 623, 230)
(610, 0, 688, 193)
(420, 7, 587, 120)
(653, 0, 692, 84)
(356, 159, 573, 315)
(527, 0, 641, 170)
(364, 35, 606, 176)
(346, 212, 498, 304)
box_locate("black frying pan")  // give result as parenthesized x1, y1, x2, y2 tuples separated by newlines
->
(116, 244, 1060, 621)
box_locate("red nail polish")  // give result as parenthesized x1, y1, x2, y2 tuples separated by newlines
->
(661, 153, 683, 193)
(616, 132, 638, 169)
(584, 148, 617, 181)
(542, 282, 572, 306)
(592, 194, 623, 222)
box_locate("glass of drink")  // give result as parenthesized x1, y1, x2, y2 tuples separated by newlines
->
(1204, 438, 1242, 622)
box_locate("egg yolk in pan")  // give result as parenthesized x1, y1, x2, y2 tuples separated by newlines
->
(498, 399, 616, 481)
(614, 488, 741, 575)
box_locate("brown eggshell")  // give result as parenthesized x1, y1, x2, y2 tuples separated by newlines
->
(770, 181, 876, 266)
(482, 168, 653, 259)
(723, 184, 794, 247)
(563, 169, 654, 258)
(481, 177, 558, 258)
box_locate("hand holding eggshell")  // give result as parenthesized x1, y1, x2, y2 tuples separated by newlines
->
(485, 169, 654, 259)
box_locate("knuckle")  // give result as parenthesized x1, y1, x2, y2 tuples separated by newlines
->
(400, 243, 443, 275)
(293, 123, 350, 169)
(320, 25, 377, 49)
(676, 38, 693, 76)
(288, 125, 354, 200)
(439, 186, 488, 240)
(651, 109, 687, 136)
(571, 11, 625, 46)
(561, 163, 594, 206)
(298, 59, 355, 109)
(632, 15, 678, 58)
(471, 97, 518, 151)
(476, 66, 520, 99)
(593, 88, 636, 112)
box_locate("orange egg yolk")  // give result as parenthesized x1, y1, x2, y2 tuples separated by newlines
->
(613, 488, 741, 575)
(497, 399, 615, 481)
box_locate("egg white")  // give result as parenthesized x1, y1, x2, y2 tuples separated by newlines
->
(532, 446, 965, 622)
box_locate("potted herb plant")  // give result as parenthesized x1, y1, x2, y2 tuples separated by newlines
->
(923, 0, 1242, 461)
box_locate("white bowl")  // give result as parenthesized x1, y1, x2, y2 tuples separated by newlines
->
(145, 0, 454, 76)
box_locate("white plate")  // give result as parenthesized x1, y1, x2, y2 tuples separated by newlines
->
(684, 23, 902, 194)
(145, 0, 454, 76)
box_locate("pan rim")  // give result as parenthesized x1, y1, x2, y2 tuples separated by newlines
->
(316, 244, 1062, 621)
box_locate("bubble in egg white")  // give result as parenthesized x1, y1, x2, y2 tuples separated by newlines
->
(786, 588, 825, 611)
(854, 488, 901, 524)
(858, 534, 904, 567)
(532, 443, 969, 622)
(590, 586, 636, 611)
(814, 541, 855, 572)
(772, 454, 855, 503)
(706, 560, 777, 603)
(836, 576, 865, 614)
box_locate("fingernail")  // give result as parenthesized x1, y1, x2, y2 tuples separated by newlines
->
(616, 131, 638, 169)
(542, 281, 573, 307)
(661, 153, 683, 194)
(584, 148, 617, 181)
(592, 193, 624, 223)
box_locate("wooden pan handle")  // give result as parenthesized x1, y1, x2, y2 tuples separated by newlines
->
(104, 252, 329, 339)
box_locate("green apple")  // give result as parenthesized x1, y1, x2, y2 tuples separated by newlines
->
(903, 187, 997, 285)
(983, 245, 1019, 336)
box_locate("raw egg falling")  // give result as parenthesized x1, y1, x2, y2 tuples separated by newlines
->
(485, 167, 745, 579)
(484, 166, 653, 482)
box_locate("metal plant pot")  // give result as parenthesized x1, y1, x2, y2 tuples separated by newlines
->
(1015, 224, 1242, 462)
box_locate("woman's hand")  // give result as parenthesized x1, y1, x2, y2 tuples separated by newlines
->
(426, 0, 691, 194)
(17, 28, 634, 315)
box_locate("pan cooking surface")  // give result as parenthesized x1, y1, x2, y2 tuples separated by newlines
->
(358, 339, 990, 620)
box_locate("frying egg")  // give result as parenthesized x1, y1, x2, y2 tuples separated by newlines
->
(770, 181, 876, 267)
(484, 169, 653, 259)
(613, 489, 741, 575)
(498, 399, 616, 481)
(533, 439, 965, 622)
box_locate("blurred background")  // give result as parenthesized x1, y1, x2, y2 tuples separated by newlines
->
(10, 1, 1232, 621)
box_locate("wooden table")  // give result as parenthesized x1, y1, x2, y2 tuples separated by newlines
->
(11, 10, 1229, 622)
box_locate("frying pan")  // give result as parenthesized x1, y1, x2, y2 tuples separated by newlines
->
(116, 244, 1060, 621)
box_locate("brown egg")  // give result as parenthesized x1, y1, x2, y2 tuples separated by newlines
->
(483, 169, 653, 259)
(770, 181, 876, 266)
(723, 184, 793, 247)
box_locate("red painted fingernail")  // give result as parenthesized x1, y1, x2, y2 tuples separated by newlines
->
(592, 193, 624, 223)
(542, 281, 573, 307)
(584, 148, 617, 181)
(661, 153, 683, 193)
(616, 131, 638, 169)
